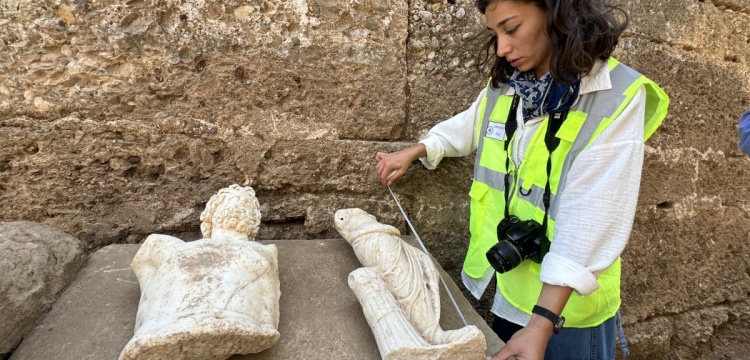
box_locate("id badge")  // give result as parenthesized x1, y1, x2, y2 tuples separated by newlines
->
(485, 122, 506, 142)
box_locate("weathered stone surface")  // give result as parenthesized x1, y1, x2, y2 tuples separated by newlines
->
(10, 240, 502, 360)
(0, 221, 85, 355)
(122, 236, 281, 360)
(611, 32, 750, 359)
(623, 299, 750, 360)
(0, 0, 408, 248)
(622, 0, 750, 66)
(406, 0, 487, 141)
(624, 316, 673, 359)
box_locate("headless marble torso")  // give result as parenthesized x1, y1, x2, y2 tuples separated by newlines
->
(338, 213, 443, 342)
(130, 234, 279, 336)
(335, 208, 486, 360)
(119, 185, 280, 360)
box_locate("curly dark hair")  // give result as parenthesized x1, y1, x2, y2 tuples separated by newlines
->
(476, 0, 628, 87)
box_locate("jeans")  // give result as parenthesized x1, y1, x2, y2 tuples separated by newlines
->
(492, 314, 618, 360)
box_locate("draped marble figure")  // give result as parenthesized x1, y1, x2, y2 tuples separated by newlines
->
(334, 208, 486, 360)
(119, 184, 280, 360)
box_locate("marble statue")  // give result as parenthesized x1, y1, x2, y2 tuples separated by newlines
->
(119, 184, 280, 360)
(334, 208, 486, 360)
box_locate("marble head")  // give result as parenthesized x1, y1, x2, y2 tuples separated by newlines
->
(200, 184, 261, 240)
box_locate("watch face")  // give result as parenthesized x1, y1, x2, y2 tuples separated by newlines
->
(555, 317, 565, 333)
(532, 305, 564, 333)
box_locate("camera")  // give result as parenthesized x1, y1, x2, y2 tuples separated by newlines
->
(485, 216, 551, 274)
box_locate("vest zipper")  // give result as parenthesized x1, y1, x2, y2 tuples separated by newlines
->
(506, 107, 526, 210)
(510, 113, 548, 209)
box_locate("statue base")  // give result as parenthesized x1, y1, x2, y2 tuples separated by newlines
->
(10, 239, 503, 360)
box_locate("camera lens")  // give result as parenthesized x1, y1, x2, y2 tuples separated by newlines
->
(486, 240, 523, 273)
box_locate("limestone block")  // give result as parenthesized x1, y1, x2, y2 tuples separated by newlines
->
(335, 208, 486, 360)
(0, 0, 409, 250)
(620, 0, 750, 64)
(0, 221, 85, 355)
(613, 39, 750, 330)
(8, 240, 502, 360)
(406, 0, 487, 140)
(119, 185, 280, 360)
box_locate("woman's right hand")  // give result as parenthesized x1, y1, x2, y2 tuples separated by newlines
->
(374, 144, 427, 187)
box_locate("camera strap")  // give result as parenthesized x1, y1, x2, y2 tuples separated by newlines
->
(502, 95, 520, 219)
(541, 110, 568, 233)
(386, 185, 469, 327)
(502, 94, 569, 236)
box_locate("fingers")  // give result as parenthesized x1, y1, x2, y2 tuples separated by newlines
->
(375, 161, 388, 187)
(373, 150, 412, 187)
(490, 347, 514, 360)
(379, 171, 389, 187)
(376, 164, 390, 187)
(374, 152, 389, 186)
(386, 169, 401, 186)
(374, 152, 394, 187)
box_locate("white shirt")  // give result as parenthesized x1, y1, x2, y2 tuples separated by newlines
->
(418, 60, 647, 325)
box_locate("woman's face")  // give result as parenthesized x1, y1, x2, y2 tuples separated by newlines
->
(485, 1, 552, 79)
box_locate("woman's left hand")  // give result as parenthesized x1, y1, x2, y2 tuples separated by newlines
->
(487, 321, 551, 360)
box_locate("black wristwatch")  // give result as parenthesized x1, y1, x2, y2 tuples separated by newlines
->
(532, 305, 565, 334)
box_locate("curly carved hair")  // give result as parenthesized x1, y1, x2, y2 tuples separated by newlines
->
(200, 184, 261, 240)
(476, 0, 628, 87)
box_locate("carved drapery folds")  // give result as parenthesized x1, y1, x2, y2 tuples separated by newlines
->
(335, 208, 486, 359)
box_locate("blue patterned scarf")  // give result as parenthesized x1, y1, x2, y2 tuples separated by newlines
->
(507, 70, 581, 122)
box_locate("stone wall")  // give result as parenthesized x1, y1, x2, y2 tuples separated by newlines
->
(1, 0, 749, 358)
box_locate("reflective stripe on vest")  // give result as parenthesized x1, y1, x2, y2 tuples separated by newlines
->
(463, 58, 669, 327)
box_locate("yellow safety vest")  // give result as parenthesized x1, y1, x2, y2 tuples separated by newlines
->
(463, 58, 669, 327)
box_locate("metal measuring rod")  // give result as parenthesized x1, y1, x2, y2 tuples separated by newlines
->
(386, 185, 468, 327)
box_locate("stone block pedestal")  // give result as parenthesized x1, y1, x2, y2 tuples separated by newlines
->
(11, 238, 502, 360)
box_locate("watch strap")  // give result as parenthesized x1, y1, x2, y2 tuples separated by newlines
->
(532, 305, 565, 334)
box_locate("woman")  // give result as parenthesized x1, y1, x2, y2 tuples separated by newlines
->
(740, 109, 750, 155)
(375, 1, 669, 359)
